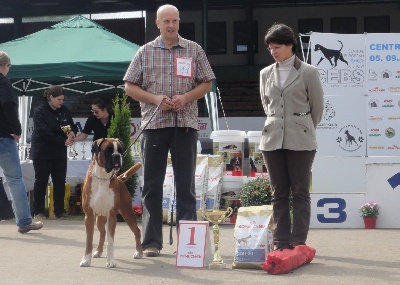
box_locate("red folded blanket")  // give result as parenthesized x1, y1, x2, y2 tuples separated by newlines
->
(262, 245, 316, 274)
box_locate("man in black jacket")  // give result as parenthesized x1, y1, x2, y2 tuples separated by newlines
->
(0, 51, 43, 233)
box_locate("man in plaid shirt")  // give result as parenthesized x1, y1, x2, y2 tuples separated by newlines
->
(124, 4, 215, 257)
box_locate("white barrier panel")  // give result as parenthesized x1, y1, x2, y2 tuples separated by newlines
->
(365, 163, 400, 228)
(316, 95, 366, 157)
(310, 193, 365, 228)
(312, 157, 366, 193)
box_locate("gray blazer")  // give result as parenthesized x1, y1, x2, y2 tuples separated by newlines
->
(259, 57, 324, 151)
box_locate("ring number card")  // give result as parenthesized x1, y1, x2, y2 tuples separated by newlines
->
(175, 57, 193, 78)
(176, 221, 211, 268)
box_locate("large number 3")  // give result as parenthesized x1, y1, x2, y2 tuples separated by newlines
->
(317, 198, 347, 223)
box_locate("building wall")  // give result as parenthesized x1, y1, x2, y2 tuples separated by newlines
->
(146, 3, 400, 67)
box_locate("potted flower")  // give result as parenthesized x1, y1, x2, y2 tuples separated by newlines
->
(240, 177, 272, 207)
(359, 202, 379, 229)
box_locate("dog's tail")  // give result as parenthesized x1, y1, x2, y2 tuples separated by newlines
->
(118, 162, 142, 182)
(338, 40, 344, 51)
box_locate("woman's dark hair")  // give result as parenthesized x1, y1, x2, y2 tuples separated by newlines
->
(264, 23, 297, 54)
(92, 97, 113, 114)
(44, 85, 64, 101)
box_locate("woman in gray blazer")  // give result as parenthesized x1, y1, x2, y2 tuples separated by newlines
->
(259, 23, 324, 251)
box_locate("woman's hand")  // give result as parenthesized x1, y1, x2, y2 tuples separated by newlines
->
(10, 134, 21, 141)
(65, 138, 74, 146)
(67, 132, 75, 139)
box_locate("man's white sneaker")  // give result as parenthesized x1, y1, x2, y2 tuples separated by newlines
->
(143, 247, 159, 257)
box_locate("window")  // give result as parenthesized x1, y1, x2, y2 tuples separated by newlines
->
(233, 21, 258, 54)
(207, 22, 226, 54)
(331, 17, 356, 34)
(179, 22, 195, 42)
(365, 16, 390, 33)
(0, 23, 13, 43)
(298, 18, 323, 34)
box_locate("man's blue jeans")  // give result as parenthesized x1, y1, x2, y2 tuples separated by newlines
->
(0, 138, 33, 227)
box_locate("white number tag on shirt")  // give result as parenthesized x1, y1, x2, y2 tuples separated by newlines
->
(175, 57, 193, 78)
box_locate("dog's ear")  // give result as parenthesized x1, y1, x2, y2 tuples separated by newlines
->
(116, 139, 125, 153)
(92, 138, 106, 155)
(91, 140, 99, 155)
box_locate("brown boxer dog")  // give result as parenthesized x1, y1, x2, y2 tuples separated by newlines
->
(80, 138, 143, 268)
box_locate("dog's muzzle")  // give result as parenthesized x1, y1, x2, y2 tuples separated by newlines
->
(105, 153, 122, 173)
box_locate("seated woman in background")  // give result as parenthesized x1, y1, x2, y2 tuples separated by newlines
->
(74, 97, 113, 142)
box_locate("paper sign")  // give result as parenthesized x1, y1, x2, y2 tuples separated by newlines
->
(175, 57, 193, 78)
(176, 221, 211, 268)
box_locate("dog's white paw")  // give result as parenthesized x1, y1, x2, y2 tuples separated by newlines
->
(80, 255, 92, 267)
(133, 251, 143, 259)
(106, 259, 117, 268)
(92, 251, 102, 258)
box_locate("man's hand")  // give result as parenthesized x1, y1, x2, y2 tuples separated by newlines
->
(156, 95, 174, 111)
(171, 95, 187, 112)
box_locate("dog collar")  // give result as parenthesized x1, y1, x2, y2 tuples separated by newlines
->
(89, 170, 118, 181)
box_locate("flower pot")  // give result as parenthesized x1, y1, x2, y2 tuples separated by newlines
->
(363, 217, 377, 229)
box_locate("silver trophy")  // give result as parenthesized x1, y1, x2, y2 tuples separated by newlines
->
(61, 125, 78, 160)
(81, 141, 87, 160)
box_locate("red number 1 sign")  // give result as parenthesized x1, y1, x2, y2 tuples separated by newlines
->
(176, 221, 212, 268)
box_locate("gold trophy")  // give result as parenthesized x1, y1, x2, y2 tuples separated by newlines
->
(202, 207, 233, 269)
(61, 125, 77, 160)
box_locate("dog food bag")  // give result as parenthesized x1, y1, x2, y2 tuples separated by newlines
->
(162, 158, 174, 223)
(162, 183, 174, 223)
(232, 205, 273, 269)
(195, 155, 208, 220)
(205, 155, 224, 210)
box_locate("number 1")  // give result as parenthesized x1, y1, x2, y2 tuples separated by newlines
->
(187, 227, 196, 245)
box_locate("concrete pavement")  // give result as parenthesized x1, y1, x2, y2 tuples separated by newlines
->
(1, 218, 400, 285)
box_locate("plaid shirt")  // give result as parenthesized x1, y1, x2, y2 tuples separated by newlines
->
(123, 35, 215, 130)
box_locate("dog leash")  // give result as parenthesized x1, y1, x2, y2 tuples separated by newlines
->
(123, 98, 165, 157)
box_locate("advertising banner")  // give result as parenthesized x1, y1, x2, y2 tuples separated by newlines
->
(365, 33, 400, 96)
(366, 95, 400, 156)
(311, 32, 365, 96)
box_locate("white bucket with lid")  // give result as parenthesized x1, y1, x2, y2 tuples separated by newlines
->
(246, 131, 268, 177)
(221, 176, 244, 200)
(210, 130, 246, 176)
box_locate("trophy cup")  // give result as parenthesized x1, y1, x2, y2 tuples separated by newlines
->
(61, 125, 78, 160)
(202, 207, 234, 269)
(81, 141, 87, 160)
